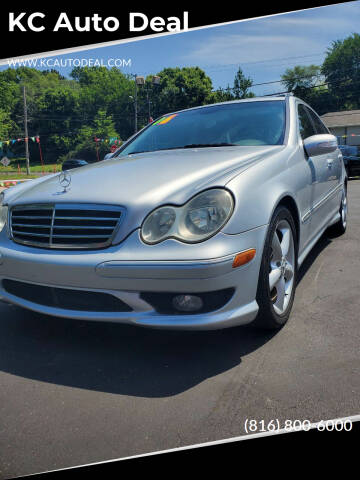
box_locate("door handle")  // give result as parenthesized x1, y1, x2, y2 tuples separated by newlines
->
(327, 159, 334, 168)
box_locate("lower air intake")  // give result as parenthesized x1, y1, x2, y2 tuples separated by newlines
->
(2, 279, 132, 312)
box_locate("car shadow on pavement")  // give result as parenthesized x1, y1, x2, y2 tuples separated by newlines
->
(0, 303, 276, 397)
(297, 232, 332, 284)
(0, 231, 334, 398)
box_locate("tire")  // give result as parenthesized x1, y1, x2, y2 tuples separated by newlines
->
(327, 185, 347, 237)
(253, 206, 298, 330)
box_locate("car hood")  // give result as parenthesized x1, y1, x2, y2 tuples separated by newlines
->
(6, 146, 284, 241)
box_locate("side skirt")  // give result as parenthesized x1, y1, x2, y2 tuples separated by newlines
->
(297, 210, 339, 268)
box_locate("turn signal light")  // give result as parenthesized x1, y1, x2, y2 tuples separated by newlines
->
(232, 248, 256, 268)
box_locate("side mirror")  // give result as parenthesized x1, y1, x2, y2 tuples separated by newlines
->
(303, 134, 338, 157)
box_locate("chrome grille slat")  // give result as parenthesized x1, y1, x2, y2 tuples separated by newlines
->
(13, 231, 110, 239)
(52, 234, 111, 238)
(13, 231, 50, 237)
(12, 216, 53, 219)
(54, 216, 119, 221)
(12, 224, 52, 228)
(10, 203, 124, 249)
(52, 225, 114, 230)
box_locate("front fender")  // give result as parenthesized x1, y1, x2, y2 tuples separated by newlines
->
(222, 147, 302, 235)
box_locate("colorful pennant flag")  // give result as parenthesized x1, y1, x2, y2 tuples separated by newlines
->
(0, 136, 41, 145)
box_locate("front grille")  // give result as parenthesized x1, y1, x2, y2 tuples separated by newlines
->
(2, 279, 133, 312)
(10, 203, 124, 249)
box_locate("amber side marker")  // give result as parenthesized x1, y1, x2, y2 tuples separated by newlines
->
(232, 248, 256, 268)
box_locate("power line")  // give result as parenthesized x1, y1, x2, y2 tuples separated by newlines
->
(211, 65, 360, 96)
(2, 63, 359, 146)
(129, 52, 327, 77)
(207, 52, 326, 68)
(262, 76, 360, 97)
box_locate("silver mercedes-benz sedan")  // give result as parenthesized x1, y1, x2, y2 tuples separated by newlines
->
(0, 94, 347, 330)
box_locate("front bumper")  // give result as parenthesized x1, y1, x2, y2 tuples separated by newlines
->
(0, 225, 267, 330)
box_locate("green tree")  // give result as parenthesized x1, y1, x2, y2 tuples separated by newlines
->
(0, 109, 17, 141)
(232, 67, 254, 99)
(0, 67, 80, 162)
(71, 66, 134, 140)
(212, 85, 234, 103)
(59, 109, 119, 162)
(280, 64, 334, 114)
(321, 33, 360, 110)
(281, 65, 322, 93)
(211, 69, 254, 103)
(152, 67, 214, 115)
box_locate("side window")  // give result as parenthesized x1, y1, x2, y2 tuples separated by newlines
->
(306, 107, 329, 135)
(298, 104, 316, 139)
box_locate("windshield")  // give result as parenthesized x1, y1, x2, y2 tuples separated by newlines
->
(117, 100, 286, 156)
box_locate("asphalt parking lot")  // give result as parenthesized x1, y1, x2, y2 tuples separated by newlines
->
(1, 180, 360, 478)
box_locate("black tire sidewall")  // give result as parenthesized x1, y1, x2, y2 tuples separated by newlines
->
(339, 186, 348, 233)
(329, 185, 347, 236)
(255, 206, 298, 329)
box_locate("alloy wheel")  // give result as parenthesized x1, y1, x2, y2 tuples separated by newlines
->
(341, 190, 348, 228)
(269, 219, 295, 315)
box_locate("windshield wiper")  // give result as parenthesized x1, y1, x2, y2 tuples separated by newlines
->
(182, 143, 237, 148)
(126, 146, 185, 155)
(126, 143, 237, 155)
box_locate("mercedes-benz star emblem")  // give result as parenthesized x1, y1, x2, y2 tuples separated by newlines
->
(59, 171, 71, 192)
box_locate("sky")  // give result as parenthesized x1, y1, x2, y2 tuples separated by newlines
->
(3, 1, 360, 95)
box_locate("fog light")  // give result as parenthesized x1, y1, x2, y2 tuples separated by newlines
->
(172, 294, 203, 312)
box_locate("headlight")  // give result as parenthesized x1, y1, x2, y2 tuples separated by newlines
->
(141, 189, 234, 244)
(0, 193, 8, 233)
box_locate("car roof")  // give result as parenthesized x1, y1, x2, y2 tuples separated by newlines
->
(171, 96, 287, 116)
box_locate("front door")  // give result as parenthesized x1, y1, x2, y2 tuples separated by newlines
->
(297, 103, 340, 240)
(306, 105, 342, 225)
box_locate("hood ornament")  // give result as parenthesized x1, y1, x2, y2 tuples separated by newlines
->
(58, 171, 71, 193)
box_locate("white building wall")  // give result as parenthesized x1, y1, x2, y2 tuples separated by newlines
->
(348, 126, 360, 146)
(328, 126, 360, 146)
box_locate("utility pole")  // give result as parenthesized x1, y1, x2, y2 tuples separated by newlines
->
(130, 74, 141, 133)
(134, 76, 138, 133)
(22, 85, 30, 175)
(146, 87, 151, 123)
(130, 74, 159, 130)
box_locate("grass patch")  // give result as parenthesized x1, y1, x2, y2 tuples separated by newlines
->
(0, 174, 41, 180)
(0, 157, 59, 174)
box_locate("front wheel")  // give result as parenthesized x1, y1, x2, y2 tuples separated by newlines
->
(253, 206, 297, 330)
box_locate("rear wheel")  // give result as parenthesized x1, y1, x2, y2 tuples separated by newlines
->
(253, 206, 297, 330)
(327, 186, 347, 237)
